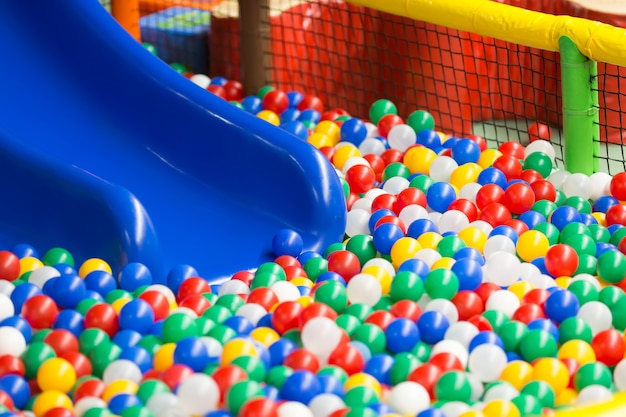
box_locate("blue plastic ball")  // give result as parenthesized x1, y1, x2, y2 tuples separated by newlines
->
(369, 209, 396, 233)
(0, 316, 32, 343)
(108, 393, 142, 415)
(269, 338, 297, 367)
(10, 244, 38, 259)
(406, 218, 438, 239)
(272, 229, 304, 257)
(297, 251, 322, 265)
(417, 408, 446, 417)
(528, 318, 559, 342)
(53, 309, 84, 337)
(149, 320, 164, 337)
(256, 313, 274, 330)
(209, 76, 227, 86)
(544, 289, 579, 324)
(84, 270, 117, 297)
(452, 247, 484, 264)
(416, 130, 441, 149)
(441, 137, 460, 149)
(397, 258, 430, 278)
(451, 138, 481, 164)
(119, 346, 152, 373)
(596, 242, 618, 258)
(315, 271, 346, 285)
(340, 118, 368, 147)
(550, 206, 583, 231)
(417, 311, 449, 344)
(469, 331, 505, 352)
(426, 182, 456, 213)
(476, 167, 507, 188)
(286, 90, 303, 108)
(451, 259, 483, 291)
(385, 318, 420, 353)
(580, 213, 598, 226)
(119, 299, 155, 333)
(10, 282, 41, 313)
(280, 370, 322, 404)
(372, 223, 404, 255)
(363, 354, 394, 386)
(241, 95, 262, 114)
(298, 109, 321, 125)
(84, 290, 104, 303)
(369, 403, 394, 416)
(166, 264, 198, 295)
(41, 277, 58, 297)
(112, 329, 142, 349)
(489, 225, 519, 244)
(0, 375, 30, 409)
(205, 411, 234, 417)
(118, 263, 152, 292)
(280, 108, 300, 124)
(53, 264, 76, 276)
(280, 120, 309, 140)
(318, 374, 345, 396)
(518, 210, 546, 229)
(593, 195, 619, 213)
(530, 257, 550, 275)
(173, 337, 210, 372)
(223, 316, 254, 335)
(52, 273, 87, 309)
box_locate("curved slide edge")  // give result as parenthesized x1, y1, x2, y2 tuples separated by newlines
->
(0, 0, 347, 282)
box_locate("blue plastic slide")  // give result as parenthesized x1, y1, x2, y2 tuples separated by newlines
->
(0, 1, 346, 283)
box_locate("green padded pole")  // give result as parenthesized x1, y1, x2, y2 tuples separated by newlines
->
(559, 36, 600, 174)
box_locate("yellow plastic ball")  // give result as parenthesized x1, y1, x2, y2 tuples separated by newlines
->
(153, 343, 176, 371)
(592, 212, 606, 226)
(557, 340, 596, 365)
(508, 281, 534, 301)
(290, 277, 314, 288)
(516, 230, 550, 262)
(482, 400, 520, 417)
(417, 232, 443, 249)
(315, 120, 340, 145)
(556, 387, 578, 407)
(500, 361, 533, 390)
(458, 226, 487, 253)
(256, 110, 280, 126)
(78, 258, 112, 278)
(111, 297, 131, 314)
(168, 299, 178, 312)
(403, 146, 437, 175)
(102, 379, 138, 402)
(450, 163, 481, 189)
(478, 149, 503, 168)
(532, 357, 570, 395)
(459, 412, 485, 417)
(431, 257, 456, 270)
(554, 276, 572, 289)
(362, 266, 392, 295)
(33, 390, 73, 417)
(37, 358, 77, 393)
(345, 373, 382, 397)
(249, 327, 280, 347)
(390, 237, 422, 270)
(307, 132, 333, 149)
(221, 338, 258, 366)
(19, 256, 44, 276)
(332, 144, 361, 171)
(296, 295, 314, 308)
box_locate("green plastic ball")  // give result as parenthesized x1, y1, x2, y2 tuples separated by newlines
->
(409, 175, 435, 194)
(574, 362, 612, 390)
(265, 365, 293, 389)
(225, 380, 264, 415)
(369, 99, 398, 125)
(389, 352, 420, 385)
(390, 271, 424, 302)
(352, 324, 386, 355)
(162, 313, 199, 342)
(314, 281, 348, 314)
(42, 247, 74, 267)
(597, 250, 626, 283)
(523, 152, 552, 178)
(434, 371, 472, 402)
(519, 329, 557, 362)
(424, 269, 459, 300)
(498, 320, 528, 353)
(407, 110, 435, 133)
(558, 317, 593, 344)
(520, 380, 555, 409)
(21, 342, 56, 379)
(346, 235, 378, 266)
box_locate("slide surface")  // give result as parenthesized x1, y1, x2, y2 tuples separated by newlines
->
(0, 1, 346, 283)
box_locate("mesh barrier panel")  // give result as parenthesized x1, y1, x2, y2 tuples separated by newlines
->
(120, 0, 626, 173)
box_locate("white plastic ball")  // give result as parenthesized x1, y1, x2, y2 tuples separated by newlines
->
(0, 294, 14, 322)
(576, 301, 612, 335)
(445, 321, 480, 349)
(346, 208, 371, 236)
(350, 198, 372, 213)
(278, 401, 314, 417)
(458, 182, 482, 203)
(0, 326, 26, 357)
(308, 393, 345, 417)
(342, 156, 371, 174)
(431, 339, 469, 368)
(483, 236, 516, 258)
(346, 273, 382, 307)
(399, 205, 428, 227)
(482, 381, 519, 402)
(28, 266, 60, 289)
(0, 281, 14, 297)
(190, 74, 211, 88)
(235, 303, 267, 326)
(589, 172, 612, 200)
(562, 173, 593, 199)
(571, 273, 602, 290)
(577, 384, 613, 406)
(103, 359, 143, 385)
(156, 406, 188, 417)
(413, 248, 442, 268)
(417, 294, 433, 310)
(425, 298, 459, 324)
(170, 307, 198, 318)
(146, 392, 179, 416)
(389, 381, 430, 415)
(74, 397, 107, 417)
(518, 263, 542, 284)
(383, 177, 410, 194)
(364, 188, 388, 201)
(270, 280, 301, 303)
(468, 344, 508, 382)
(428, 211, 442, 224)
(485, 290, 521, 318)
(548, 170, 571, 190)
(218, 279, 250, 296)
(613, 359, 626, 391)
(200, 337, 224, 358)
(301, 317, 342, 357)
(467, 373, 485, 401)
(525, 140, 556, 161)
(365, 122, 378, 138)
(439, 400, 471, 417)
(388, 124, 417, 152)
(430, 156, 459, 183)
(176, 373, 219, 416)
(483, 251, 521, 286)
(146, 284, 176, 301)
(438, 210, 470, 234)
(362, 258, 395, 278)
(469, 220, 494, 236)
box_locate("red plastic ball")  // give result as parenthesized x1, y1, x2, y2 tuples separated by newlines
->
(544, 244, 578, 277)
(503, 183, 536, 214)
(177, 277, 211, 302)
(138, 290, 170, 322)
(475, 283, 501, 305)
(59, 351, 92, 378)
(522, 288, 550, 307)
(299, 303, 338, 328)
(447, 199, 478, 222)
(327, 250, 361, 281)
(0, 391, 14, 411)
(262, 90, 289, 114)
(327, 343, 365, 375)
(274, 256, 301, 270)
(328, 409, 349, 417)
(374, 216, 406, 234)
(371, 194, 398, 213)
(451, 291, 484, 321)
(73, 378, 105, 402)
(239, 397, 279, 417)
(591, 329, 625, 367)
(498, 142, 526, 159)
(42, 408, 74, 417)
(377, 114, 404, 138)
(345, 164, 376, 194)
(207, 85, 226, 99)
(394, 188, 427, 214)
(247, 288, 279, 311)
(178, 295, 211, 316)
(284, 348, 320, 372)
(480, 203, 513, 227)
(319, 146, 335, 161)
(297, 95, 324, 113)
(271, 301, 304, 335)
(283, 265, 307, 281)
(429, 352, 464, 372)
(527, 122, 552, 142)
(520, 169, 543, 184)
(21, 295, 59, 329)
(212, 365, 249, 402)
(363, 154, 386, 180)
(531, 180, 557, 202)
(83, 303, 119, 337)
(0, 251, 20, 281)
(43, 330, 79, 356)
(475, 184, 504, 211)
(561, 358, 580, 389)
(493, 154, 523, 180)
(606, 204, 626, 227)
(505, 219, 530, 236)
(320, 109, 346, 122)
(408, 364, 442, 398)
(0, 355, 24, 377)
(380, 149, 404, 166)
(364, 310, 395, 331)
(610, 172, 626, 201)
(511, 303, 546, 324)
(221, 80, 243, 102)
(161, 364, 194, 391)
(390, 300, 422, 322)
(467, 135, 488, 152)
(467, 314, 493, 332)
(346, 193, 359, 211)
(231, 271, 255, 287)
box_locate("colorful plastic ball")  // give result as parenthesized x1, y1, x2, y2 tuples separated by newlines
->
(53, 309, 84, 338)
(176, 373, 219, 416)
(519, 329, 558, 362)
(574, 362, 612, 391)
(170, 337, 209, 372)
(544, 290, 579, 324)
(417, 311, 449, 345)
(279, 370, 322, 404)
(0, 374, 28, 409)
(32, 390, 73, 417)
(118, 299, 155, 334)
(117, 263, 152, 293)
(50, 273, 86, 309)
(272, 229, 304, 258)
(591, 329, 625, 366)
(426, 182, 456, 213)
(384, 318, 420, 353)
(544, 244, 578, 278)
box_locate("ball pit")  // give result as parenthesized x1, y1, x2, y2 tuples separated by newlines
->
(3, 64, 626, 417)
